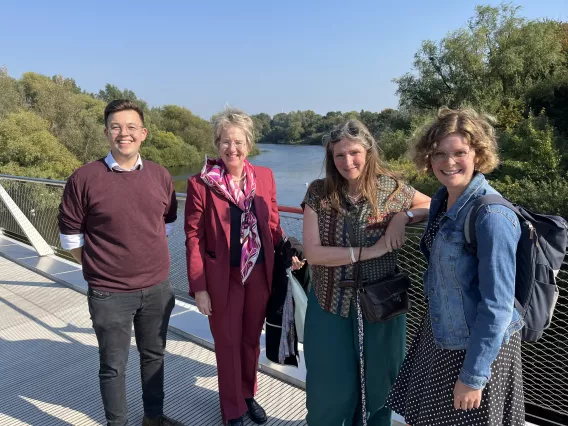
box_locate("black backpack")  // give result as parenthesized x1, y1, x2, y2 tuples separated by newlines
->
(464, 194, 568, 342)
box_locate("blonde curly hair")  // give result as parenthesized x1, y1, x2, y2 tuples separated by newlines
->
(413, 107, 500, 174)
(211, 107, 255, 152)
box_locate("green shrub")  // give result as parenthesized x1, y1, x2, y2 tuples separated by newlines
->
(379, 130, 412, 161)
(490, 176, 568, 219)
(388, 159, 441, 196)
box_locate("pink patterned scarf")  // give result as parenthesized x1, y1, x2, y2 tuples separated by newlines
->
(201, 157, 261, 283)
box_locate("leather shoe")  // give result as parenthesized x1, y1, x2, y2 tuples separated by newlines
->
(228, 417, 244, 426)
(142, 414, 184, 426)
(245, 398, 267, 424)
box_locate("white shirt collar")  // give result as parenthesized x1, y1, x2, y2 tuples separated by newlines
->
(104, 152, 143, 172)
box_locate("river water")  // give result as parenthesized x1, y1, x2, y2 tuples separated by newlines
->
(168, 144, 326, 208)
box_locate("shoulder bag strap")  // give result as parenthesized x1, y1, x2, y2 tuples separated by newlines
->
(342, 204, 367, 426)
(343, 209, 364, 283)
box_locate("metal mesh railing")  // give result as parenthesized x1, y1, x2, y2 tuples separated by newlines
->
(0, 178, 70, 259)
(1, 176, 567, 423)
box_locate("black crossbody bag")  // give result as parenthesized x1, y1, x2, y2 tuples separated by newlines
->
(339, 213, 411, 323)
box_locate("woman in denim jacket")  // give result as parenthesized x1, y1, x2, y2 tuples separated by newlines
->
(387, 108, 525, 426)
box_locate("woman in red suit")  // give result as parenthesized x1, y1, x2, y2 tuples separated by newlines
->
(184, 107, 283, 426)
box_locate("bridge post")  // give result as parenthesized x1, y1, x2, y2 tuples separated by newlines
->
(0, 184, 55, 256)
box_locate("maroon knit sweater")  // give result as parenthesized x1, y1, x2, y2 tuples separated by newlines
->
(58, 159, 178, 291)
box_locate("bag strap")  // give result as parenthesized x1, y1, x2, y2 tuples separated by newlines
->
(463, 194, 524, 313)
(464, 194, 516, 247)
(342, 204, 368, 426)
(343, 209, 363, 284)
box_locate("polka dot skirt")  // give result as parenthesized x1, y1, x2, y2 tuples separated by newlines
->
(386, 209, 525, 425)
(386, 315, 525, 425)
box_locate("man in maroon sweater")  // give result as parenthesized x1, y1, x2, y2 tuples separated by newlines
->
(58, 100, 183, 426)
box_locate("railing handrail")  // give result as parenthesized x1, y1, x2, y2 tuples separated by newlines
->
(0, 176, 301, 214)
(0, 174, 66, 187)
(278, 205, 303, 215)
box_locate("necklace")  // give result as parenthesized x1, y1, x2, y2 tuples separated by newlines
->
(232, 174, 246, 183)
(347, 192, 362, 203)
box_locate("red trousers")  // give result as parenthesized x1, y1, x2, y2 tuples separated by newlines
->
(208, 263, 269, 424)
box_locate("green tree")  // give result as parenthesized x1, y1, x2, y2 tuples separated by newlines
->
(52, 75, 82, 94)
(389, 158, 441, 196)
(496, 112, 562, 180)
(378, 130, 412, 161)
(395, 4, 566, 114)
(95, 83, 149, 112)
(252, 113, 272, 142)
(491, 176, 568, 218)
(286, 111, 305, 142)
(525, 72, 568, 137)
(0, 74, 24, 118)
(359, 110, 382, 136)
(265, 113, 285, 143)
(0, 111, 81, 179)
(144, 130, 201, 167)
(56, 94, 109, 163)
(298, 110, 322, 142)
(19, 73, 109, 163)
(152, 105, 213, 153)
(318, 111, 346, 133)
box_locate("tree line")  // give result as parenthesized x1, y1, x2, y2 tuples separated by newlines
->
(0, 3, 567, 216)
(0, 72, 224, 179)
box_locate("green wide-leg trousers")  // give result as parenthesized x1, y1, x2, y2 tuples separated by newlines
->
(304, 290, 406, 426)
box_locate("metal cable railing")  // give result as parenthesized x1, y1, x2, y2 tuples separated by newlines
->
(0, 175, 567, 425)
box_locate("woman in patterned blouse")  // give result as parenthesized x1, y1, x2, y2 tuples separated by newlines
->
(301, 119, 430, 426)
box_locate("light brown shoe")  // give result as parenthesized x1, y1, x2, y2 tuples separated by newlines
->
(142, 414, 184, 426)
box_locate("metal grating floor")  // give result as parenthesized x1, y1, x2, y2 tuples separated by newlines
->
(0, 257, 307, 426)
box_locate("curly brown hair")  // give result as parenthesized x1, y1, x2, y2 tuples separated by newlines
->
(413, 107, 499, 174)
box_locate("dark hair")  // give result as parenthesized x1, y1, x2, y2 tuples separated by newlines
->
(104, 99, 145, 127)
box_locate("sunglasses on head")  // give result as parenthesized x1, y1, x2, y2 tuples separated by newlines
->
(329, 125, 360, 142)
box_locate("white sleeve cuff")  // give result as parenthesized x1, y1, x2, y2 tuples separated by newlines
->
(60, 233, 84, 250)
(165, 221, 176, 236)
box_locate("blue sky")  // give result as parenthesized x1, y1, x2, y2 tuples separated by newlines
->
(1, 0, 566, 119)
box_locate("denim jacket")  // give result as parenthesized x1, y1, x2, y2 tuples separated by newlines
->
(420, 173, 523, 389)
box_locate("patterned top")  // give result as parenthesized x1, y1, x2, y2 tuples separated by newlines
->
(422, 211, 445, 251)
(302, 175, 416, 317)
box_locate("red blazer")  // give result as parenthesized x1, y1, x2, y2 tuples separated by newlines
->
(184, 165, 282, 311)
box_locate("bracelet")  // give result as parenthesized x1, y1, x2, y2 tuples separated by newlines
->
(349, 246, 356, 264)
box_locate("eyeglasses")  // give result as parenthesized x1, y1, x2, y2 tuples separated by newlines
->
(220, 140, 245, 149)
(430, 149, 471, 164)
(329, 126, 360, 142)
(108, 124, 144, 135)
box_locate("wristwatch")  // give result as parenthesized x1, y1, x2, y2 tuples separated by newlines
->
(405, 210, 414, 224)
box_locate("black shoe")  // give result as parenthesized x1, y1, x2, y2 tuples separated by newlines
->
(142, 414, 185, 426)
(228, 417, 244, 426)
(245, 398, 267, 424)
